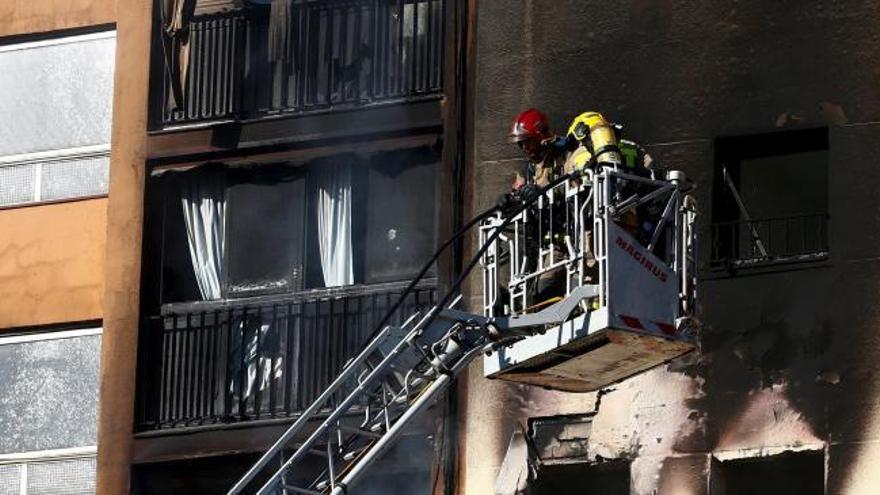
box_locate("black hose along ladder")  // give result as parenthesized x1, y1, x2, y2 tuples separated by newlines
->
(227, 174, 580, 495)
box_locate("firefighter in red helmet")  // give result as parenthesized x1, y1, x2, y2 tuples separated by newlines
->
(500, 108, 585, 306)
(506, 108, 572, 194)
(508, 108, 552, 157)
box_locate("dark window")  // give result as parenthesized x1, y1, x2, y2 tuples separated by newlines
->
(712, 128, 829, 271)
(532, 461, 630, 495)
(226, 166, 306, 296)
(146, 146, 439, 305)
(306, 148, 439, 288)
(527, 415, 628, 495)
(364, 148, 438, 284)
(713, 451, 824, 495)
(132, 454, 265, 495)
(132, 431, 442, 493)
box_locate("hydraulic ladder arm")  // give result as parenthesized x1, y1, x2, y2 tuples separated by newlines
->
(229, 167, 698, 494)
(228, 281, 603, 495)
(228, 290, 592, 495)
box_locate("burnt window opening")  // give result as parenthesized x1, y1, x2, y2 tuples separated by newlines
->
(143, 146, 439, 306)
(516, 415, 629, 495)
(711, 128, 829, 272)
(226, 164, 308, 295)
(531, 461, 630, 495)
(131, 427, 442, 492)
(363, 148, 439, 284)
(712, 450, 824, 495)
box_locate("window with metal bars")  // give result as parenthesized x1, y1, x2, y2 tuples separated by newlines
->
(137, 145, 441, 429)
(154, 0, 446, 127)
(711, 128, 829, 272)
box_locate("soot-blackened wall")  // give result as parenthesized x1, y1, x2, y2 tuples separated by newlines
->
(461, 1, 880, 493)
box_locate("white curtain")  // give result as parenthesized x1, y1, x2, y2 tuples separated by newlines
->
(180, 172, 226, 300)
(314, 161, 354, 287)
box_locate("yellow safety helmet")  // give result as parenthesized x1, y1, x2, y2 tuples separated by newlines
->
(566, 111, 622, 167)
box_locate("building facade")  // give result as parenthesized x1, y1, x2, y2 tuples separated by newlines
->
(0, 1, 116, 493)
(458, 1, 880, 494)
(97, 0, 469, 492)
(94, 0, 880, 494)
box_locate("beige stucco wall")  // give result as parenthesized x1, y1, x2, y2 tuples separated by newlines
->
(95, 0, 152, 491)
(0, 0, 116, 332)
(0, 199, 107, 329)
(0, 0, 116, 38)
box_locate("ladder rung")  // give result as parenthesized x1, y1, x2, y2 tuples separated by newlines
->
(227, 306, 466, 495)
(283, 485, 322, 495)
(338, 424, 383, 439)
(292, 442, 330, 458)
(342, 447, 366, 461)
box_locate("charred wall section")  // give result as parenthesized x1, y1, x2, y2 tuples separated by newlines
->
(462, 1, 880, 493)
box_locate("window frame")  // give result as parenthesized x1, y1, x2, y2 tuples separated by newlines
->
(710, 128, 830, 274)
(0, 327, 102, 346)
(149, 146, 442, 309)
(0, 449, 97, 495)
(0, 145, 111, 209)
(711, 448, 825, 495)
(0, 30, 115, 209)
(0, 326, 103, 470)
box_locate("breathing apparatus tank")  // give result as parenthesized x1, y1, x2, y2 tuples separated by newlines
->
(567, 111, 623, 168)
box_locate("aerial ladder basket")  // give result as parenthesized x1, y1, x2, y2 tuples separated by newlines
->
(480, 167, 699, 390)
(228, 167, 699, 495)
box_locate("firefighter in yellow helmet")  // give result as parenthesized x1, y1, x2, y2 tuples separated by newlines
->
(564, 111, 654, 176)
(565, 112, 658, 244)
(499, 110, 655, 307)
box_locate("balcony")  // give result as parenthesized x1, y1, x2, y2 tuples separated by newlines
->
(710, 213, 829, 271)
(135, 281, 437, 432)
(154, 0, 446, 129)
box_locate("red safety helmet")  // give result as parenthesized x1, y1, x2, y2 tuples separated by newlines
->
(508, 108, 551, 143)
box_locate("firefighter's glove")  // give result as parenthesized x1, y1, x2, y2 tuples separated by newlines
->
(550, 135, 576, 153)
(517, 183, 539, 203)
(496, 192, 518, 214)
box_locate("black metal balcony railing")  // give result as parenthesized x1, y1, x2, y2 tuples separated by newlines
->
(710, 213, 829, 270)
(161, 12, 246, 124)
(158, 0, 446, 127)
(136, 282, 436, 431)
